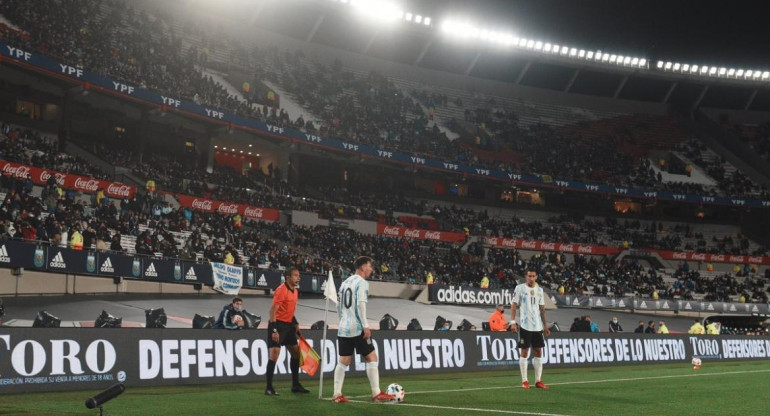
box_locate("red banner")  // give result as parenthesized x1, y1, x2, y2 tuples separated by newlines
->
(0, 159, 136, 199)
(483, 237, 770, 264)
(653, 250, 770, 265)
(376, 224, 467, 243)
(483, 237, 622, 255)
(174, 193, 280, 221)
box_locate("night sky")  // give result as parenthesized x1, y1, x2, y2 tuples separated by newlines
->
(421, 0, 767, 68)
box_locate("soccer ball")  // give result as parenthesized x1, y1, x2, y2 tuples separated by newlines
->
(386, 383, 405, 402)
(691, 357, 702, 368)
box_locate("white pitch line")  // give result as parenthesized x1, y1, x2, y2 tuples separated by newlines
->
(340, 368, 770, 400)
(347, 399, 578, 416)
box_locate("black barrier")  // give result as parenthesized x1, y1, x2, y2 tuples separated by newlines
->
(0, 240, 341, 295)
(0, 328, 768, 393)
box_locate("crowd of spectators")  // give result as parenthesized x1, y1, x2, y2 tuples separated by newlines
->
(4, 120, 766, 259)
(3, 0, 768, 204)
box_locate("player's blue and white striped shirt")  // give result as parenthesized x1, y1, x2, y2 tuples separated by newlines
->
(337, 274, 369, 338)
(512, 283, 545, 332)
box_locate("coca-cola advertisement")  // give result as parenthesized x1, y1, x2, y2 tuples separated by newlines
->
(174, 193, 279, 221)
(482, 236, 770, 265)
(0, 160, 136, 198)
(654, 250, 770, 265)
(482, 237, 621, 256)
(375, 224, 466, 243)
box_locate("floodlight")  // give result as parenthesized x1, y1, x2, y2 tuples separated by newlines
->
(543, 43, 552, 52)
(718, 67, 726, 76)
(470, 28, 480, 38)
(664, 61, 671, 70)
(736, 69, 744, 77)
(746, 70, 753, 78)
(480, 30, 490, 40)
(615, 55, 623, 65)
(519, 37, 528, 47)
(762, 71, 769, 80)
(560, 46, 568, 55)
(594, 52, 602, 60)
(682, 64, 690, 72)
(673, 63, 681, 72)
(551, 44, 559, 54)
(727, 68, 735, 77)
(415, 15, 422, 23)
(535, 41, 543, 51)
(405, 12, 412, 21)
(602, 53, 609, 62)
(423, 17, 431, 26)
(639, 58, 647, 67)
(709, 67, 717, 76)
(569, 47, 577, 57)
(586, 51, 594, 59)
(503, 35, 515, 45)
(691, 65, 698, 73)
(753, 71, 761, 79)
(657, 61, 664, 69)
(527, 39, 535, 49)
(578, 49, 586, 58)
(631, 57, 638, 65)
(623, 56, 631, 65)
(700, 66, 708, 74)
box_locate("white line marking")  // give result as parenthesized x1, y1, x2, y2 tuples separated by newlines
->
(400, 368, 770, 395)
(347, 399, 577, 416)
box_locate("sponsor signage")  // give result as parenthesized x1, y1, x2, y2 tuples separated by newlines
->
(428, 285, 516, 306)
(483, 237, 621, 256)
(376, 224, 466, 243)
(552, 295, 770, 314)
(653, 250, 770, 265)
(0, 241, 337, 294)
(0, 328, 767, 393)
(0, 160, 136, 199)
(4, 40, 768, 209)
(174, 193, 279, 222)
(483, 238, 770, 265)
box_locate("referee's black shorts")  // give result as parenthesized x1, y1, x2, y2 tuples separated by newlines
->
(517, 327, 545, 349)
(338, 333, 375, 357)
(267, 320, 298, 348)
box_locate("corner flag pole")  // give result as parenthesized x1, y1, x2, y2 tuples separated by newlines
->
(319, 270, 337, 400)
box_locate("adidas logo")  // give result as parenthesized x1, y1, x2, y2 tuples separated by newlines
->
(100, 258, 115, 273)
(0, 245, 10, 263)
(257, 274, 267, 287)
(185, 267, 197, 281)
(145, 262, 158, 277)
(50, 251, 67, 268)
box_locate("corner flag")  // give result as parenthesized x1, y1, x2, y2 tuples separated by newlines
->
(324, 270, 337, 305)
(298, 334, 320, 377)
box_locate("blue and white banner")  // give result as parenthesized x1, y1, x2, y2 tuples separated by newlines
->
(211, 262, 243, 295)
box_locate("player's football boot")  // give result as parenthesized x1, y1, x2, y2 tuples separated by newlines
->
(521, 380, 530, 389)
(332, 395, 349, 403)
(535, 381, 549, 389)
(372, 392, 395, 402)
